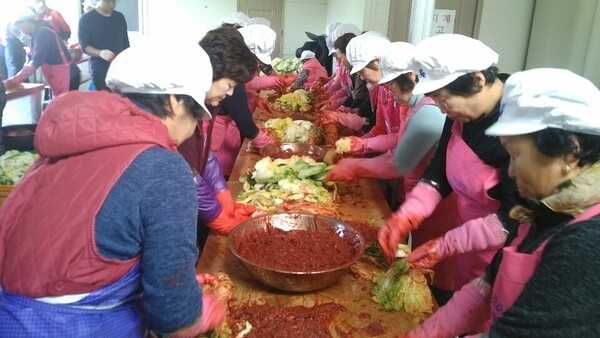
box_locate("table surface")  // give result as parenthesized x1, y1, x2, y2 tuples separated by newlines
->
(6, 83, 45, 100)
(196, 139, 429, 337)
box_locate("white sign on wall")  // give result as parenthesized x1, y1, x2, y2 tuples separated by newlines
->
(431, 9, 456, 35)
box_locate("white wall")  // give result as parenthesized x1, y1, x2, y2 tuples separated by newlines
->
(281, 0, 327, 58)
(477, 0, 535, 74)
(326, 0, 365, 31)
(144, 0, 235, 45)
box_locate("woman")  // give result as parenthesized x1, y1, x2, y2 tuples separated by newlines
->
(4, 7, 80, 98)
(190, 25, 276, 178)
(404, 68, 600, 337)
(241, 23, 295, 114)
(342, 32, 406, 145)
(0, 42, 225, 336)
(378, 34, 523, 290)
(320, 32, 372, 131)
(178, 27, 262, 252)
(293, 50, 328, 90)
(326, 42, 456, 303)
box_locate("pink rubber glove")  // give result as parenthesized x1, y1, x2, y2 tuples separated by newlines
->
(248, 74, 279, 91)
(378, 182, 442, 261)
(325, 153, 399, 182)
(407, 214, 508, 269)
(328, 95, 347, 111)
(170, 292, 227, 337)
(321, 110, 365, 131)
(4, 65, 36, 89)
(337, 136, 366, 154)
(362, 132, 400, 154)
(400, 277, 491, 338)
(250, 129, 277, 149)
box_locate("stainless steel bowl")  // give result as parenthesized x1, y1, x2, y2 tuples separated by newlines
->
(228, 213, 364, 292)
(259, 143, 325, 161)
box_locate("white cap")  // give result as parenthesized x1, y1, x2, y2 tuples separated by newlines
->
(411, 34, 499, 95)
(220, 12, 250, 27)
(248, 17, 271, 27)
(11, 6, 36, 24)
(106, 41, 213, 120)
(238, 24, 276, 65)
(485, 68, 600, 136)
(378, 42, 416, 84)
(300, 50, 315, 60)
(346, 34, 391, 75)
(328, 23, 362, 55)
(325, 22, 341, 55)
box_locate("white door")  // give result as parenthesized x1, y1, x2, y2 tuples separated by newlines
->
(237, 0, 283, 58)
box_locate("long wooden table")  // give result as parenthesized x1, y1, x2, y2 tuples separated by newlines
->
(196, 140, 426, 337)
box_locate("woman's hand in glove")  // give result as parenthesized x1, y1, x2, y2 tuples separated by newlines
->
(169, 291, 226, 337)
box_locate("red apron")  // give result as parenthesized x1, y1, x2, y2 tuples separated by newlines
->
(403, 96, 458, 291)
(490, 203, 600, 322)
(38, 26, 71, 98)
(446, 122, 502, 289)
(202, 116, 240, 177)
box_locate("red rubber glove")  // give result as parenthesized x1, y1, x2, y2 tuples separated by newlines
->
(407, 214, 507, 269)
(215, 190, 234, 218)
(400, 277, 491, 338)
(278, 73, 298, 87)
(209, 191, 257, 235)
(377, 182, 442, 261)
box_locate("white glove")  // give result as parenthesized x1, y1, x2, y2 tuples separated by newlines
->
(99, 49, 116, 62)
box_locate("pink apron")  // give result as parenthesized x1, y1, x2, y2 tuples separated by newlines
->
(202, 116, 240, 177)
(38, 26, 71, 98)
(446, 122, 502, 289)
(403, 96, 458, 291)
(490, 203, 600, 322)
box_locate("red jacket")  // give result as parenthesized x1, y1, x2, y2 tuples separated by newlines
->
(0, 91, 178, 297)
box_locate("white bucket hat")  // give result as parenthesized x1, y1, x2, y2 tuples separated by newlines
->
(485, 68, 600, 136)
(106, 41, 214, 120)
(411, 34, 499, 95)
(325, 22, 341, 55)
(300, 50, 315, 61)
(248, 17, 271, 27)
(220, 12, 250, 27)
(238, 24, 277, 65)
(328, 23, 362, 55)
(346, 33, 391, 75)
(378, 42, 416, 84)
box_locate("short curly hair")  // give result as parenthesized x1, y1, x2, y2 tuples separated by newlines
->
(199, 26, 258, 84)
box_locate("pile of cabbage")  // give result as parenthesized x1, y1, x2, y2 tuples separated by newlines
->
(274, 89, 312, 112)
(271, 57, 302, 74)
(0, 150, 38, 185)
(237, 155, 334, 212)
(263, 118, 317, 143)
(371, 245, 435, 319)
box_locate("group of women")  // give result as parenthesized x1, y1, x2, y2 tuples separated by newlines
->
(0, 8, 599, 336)
(322, 26, 600, 336)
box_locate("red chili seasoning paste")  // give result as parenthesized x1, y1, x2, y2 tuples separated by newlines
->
(229, 302, 347, 337)
(237, 226, 356, 271)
